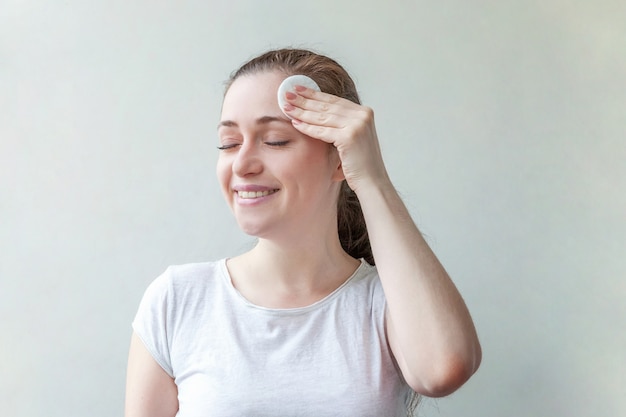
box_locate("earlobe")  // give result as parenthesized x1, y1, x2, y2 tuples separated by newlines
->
(327, 146, 345, 182)
(331, 161, 345, 182)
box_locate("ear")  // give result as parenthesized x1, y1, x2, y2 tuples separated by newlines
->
(329, 149, 345, 182)
(331, 163, 345, 182)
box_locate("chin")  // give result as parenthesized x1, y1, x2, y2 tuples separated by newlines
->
(235, 219, 270, 238)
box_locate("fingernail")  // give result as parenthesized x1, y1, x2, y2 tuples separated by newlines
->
(294, 85, 306, 92)
(285, 91, 297, 100)
(283, 103, 295, 112)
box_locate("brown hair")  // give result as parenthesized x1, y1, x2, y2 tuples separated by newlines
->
(225, 48, 374, 265)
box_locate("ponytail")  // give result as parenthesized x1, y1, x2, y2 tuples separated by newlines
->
(337, 181, 374, 265)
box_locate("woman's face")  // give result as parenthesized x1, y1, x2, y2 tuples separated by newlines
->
(216, 71, 343, 240)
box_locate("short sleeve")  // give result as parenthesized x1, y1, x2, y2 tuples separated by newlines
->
(132, 268, 174, 377)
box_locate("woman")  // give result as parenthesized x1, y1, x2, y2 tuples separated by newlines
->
(125, 48, 481, 416)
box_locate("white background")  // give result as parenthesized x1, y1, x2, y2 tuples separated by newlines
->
(1, 1, 625, 416)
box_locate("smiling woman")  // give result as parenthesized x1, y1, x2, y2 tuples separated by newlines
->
(217, 71, 343, 240)
(124, 48, 482, 417)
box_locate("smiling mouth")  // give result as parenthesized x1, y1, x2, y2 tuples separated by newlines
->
(237, 189, 279, 199)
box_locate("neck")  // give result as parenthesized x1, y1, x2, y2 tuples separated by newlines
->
(226, 234, 360, 308)
(255, 238, 355, 282)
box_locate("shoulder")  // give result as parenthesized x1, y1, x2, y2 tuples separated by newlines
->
(166, 260, 225, 284)
(338, 260, 386, 310)
(351, 261, 383, 293)
(135, 259, 231, 335)
(143, 259, 227, 302)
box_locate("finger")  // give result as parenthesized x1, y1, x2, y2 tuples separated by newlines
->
(283, 91, 361, 130)
(293, 84, 338, 101)
(290, 85, 361, 111)
(290, 118, 339, 144)
(283, 91, 341, 119)
(283, 103, 345, 129)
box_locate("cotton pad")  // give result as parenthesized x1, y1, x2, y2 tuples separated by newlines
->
(277, 75, 321, 118)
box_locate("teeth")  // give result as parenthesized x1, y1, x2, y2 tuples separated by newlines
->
(237, 190, 277, 199)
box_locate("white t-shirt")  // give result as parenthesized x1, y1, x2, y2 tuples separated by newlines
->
(133, 259, 415, 416)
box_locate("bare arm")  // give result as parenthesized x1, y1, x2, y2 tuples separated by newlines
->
(284, 87, 482, 397)
(125, 332, 179, 417)
(358, 179, 482, 397)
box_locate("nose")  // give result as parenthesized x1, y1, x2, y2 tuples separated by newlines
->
(232, 140, 263, 177)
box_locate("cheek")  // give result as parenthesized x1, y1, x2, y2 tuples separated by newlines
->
(302, 145, 338, 178)
(215, 158, 231, 191)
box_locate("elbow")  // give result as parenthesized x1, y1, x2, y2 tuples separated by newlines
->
(406, 348, 482, 398)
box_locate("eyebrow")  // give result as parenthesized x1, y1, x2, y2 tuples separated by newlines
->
(217, 116, 290, 130)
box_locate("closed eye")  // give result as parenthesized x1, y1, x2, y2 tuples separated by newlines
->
(265, 140, 289, 147)
(217, 143, 240, 150)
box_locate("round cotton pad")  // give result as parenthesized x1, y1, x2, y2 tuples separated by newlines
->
(277, 75, 321, 119)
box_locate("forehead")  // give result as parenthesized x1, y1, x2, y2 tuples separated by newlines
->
(221, 71, 286, 120)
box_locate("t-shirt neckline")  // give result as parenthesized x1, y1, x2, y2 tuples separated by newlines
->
(218, 258, 368, 314)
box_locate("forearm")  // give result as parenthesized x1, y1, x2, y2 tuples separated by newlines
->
(357, 179, 481, 393)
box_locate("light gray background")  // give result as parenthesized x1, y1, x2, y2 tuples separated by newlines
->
(1, 1, 624, 416)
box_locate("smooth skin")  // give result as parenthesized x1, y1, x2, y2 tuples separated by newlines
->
(125, 71, 481, 416)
